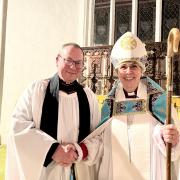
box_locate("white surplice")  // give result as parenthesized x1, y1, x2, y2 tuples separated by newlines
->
(5, 79, 101, 180)
(83, 80, 180, 180)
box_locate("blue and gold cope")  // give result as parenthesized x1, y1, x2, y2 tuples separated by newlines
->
(100, 77, 168, 126)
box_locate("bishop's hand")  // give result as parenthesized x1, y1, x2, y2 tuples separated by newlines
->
(162, 124, 179, 146)
(52, 144, 78, 166)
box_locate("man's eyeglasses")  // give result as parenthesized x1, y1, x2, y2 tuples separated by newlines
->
(58, 55, 83, 68)
(63, 58, 83, 68)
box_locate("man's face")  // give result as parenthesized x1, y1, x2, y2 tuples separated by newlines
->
(56, 45, 83, 84)
(116, 61, 142, 92)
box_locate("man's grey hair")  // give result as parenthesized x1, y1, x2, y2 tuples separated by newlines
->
(61, 42, 83, 53)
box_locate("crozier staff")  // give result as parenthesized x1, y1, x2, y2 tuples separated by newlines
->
(165, 28, 180, 180)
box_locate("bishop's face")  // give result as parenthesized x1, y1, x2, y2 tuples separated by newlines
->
(116, 61, 142, 93)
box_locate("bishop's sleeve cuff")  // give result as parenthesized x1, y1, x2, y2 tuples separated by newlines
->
(79, 143, 88, 160)
(43, 142, 59, 167)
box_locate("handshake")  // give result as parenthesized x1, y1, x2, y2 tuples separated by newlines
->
(52, 143, 88, 167)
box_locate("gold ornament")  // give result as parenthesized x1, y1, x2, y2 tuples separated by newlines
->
(120, 36, 137, 50)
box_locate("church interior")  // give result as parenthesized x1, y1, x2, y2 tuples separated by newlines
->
(0, 0, 180, 179)
(81, 0, 180, 111)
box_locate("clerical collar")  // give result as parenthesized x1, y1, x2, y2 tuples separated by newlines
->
(59, 78, 78, 94)
(123, 88, 138, 98)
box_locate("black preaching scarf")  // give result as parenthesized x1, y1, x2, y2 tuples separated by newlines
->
(40, 73, 90, 166)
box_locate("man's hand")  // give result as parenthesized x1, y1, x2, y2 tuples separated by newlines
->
(162, 124, 179, 146)
(52, 144, 78, 166)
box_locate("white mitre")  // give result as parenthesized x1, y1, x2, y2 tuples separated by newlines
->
(110, 32, 147, 72)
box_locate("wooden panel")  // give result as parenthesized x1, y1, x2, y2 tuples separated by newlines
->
(81, 42, 180, 95)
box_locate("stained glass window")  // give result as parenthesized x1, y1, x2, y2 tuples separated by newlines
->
(138, 0, 156, 42)
(94, 0, 110, 45)
(162, 0, 180, 41)
(115, 0, 132, 41)
(93, 0, 180, 44)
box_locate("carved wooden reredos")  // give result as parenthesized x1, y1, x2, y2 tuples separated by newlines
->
(80, 42, 180, 95)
